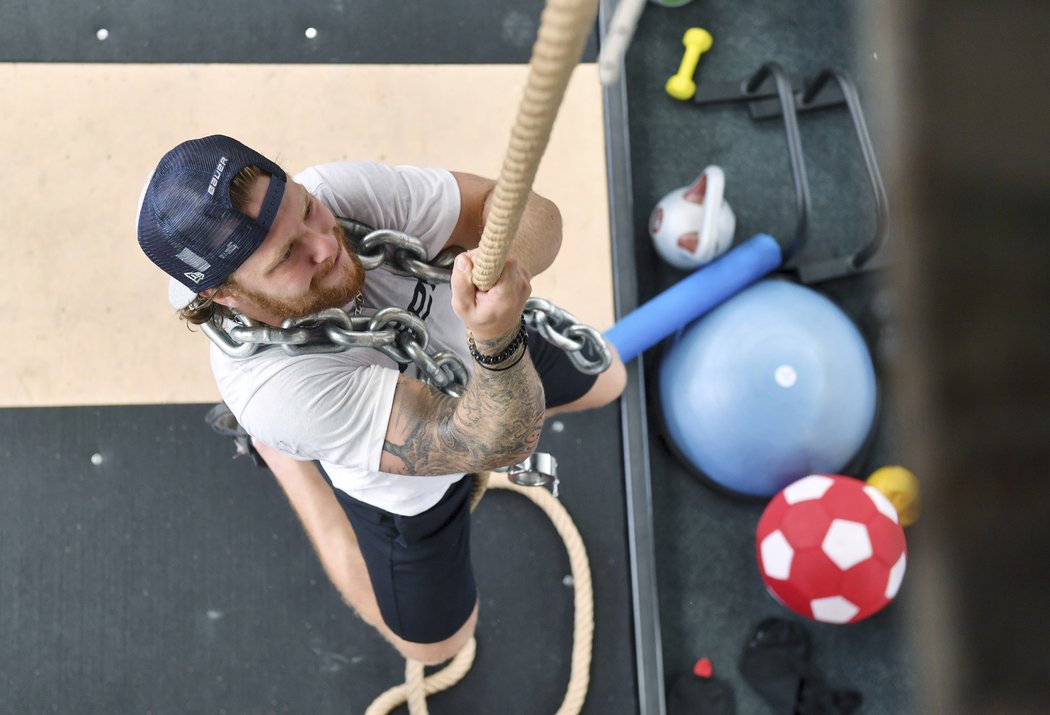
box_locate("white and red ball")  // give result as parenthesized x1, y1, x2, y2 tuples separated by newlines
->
(649, 165, 735, 270)
(756, 474, 907, 624)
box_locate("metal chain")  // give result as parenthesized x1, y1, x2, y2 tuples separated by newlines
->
(201, 219, 612, 395)
(523, 297, 611, 375)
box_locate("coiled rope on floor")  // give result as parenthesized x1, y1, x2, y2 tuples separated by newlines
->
(364, 472, 595, 715)
(362, 638, 476, 715)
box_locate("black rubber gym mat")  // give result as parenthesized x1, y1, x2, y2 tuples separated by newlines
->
(0, 403, 635, 713)
(0, 0, 598, 64)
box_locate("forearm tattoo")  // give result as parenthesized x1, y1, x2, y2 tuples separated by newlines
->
(383, 333, 545, 475)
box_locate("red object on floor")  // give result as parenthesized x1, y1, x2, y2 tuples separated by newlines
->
(693, 657, 713, 679)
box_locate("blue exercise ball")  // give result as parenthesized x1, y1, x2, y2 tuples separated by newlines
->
(659, 279, 877, 497)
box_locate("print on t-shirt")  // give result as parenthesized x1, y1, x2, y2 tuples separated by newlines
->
(407, 279, 434, 322)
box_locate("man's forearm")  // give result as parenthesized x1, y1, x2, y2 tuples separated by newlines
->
(452, 330, 545, 469)
(382, 245, 544, 476)
(381, 333, 544, 476)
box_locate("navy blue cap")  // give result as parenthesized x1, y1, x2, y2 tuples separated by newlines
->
(137, 135, 287, 292)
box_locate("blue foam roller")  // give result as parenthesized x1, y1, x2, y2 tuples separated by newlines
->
(605, 233, 783, 362)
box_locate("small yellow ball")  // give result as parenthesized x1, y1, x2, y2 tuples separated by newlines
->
(866, 466, 921, 526)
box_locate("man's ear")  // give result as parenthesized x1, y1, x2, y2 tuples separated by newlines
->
(203, 286, 237, 308)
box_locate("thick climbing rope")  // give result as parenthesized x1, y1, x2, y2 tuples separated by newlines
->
(366, 0, 601, 710)
(364, 472, 595, 715)
(470, 0, 601, 290)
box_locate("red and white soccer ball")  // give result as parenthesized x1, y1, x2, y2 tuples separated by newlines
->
(756, 474, 907, 624)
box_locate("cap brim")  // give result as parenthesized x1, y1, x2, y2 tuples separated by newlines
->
(168, 277, 198, 310)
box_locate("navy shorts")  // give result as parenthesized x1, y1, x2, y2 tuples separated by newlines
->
(325, 331, 598, 643)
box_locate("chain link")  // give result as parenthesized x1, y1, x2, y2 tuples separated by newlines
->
(523, 298, 611, 375)
(202, 219, 612, 394)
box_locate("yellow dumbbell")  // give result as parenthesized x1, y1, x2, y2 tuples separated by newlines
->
(665, 27, 713, 101)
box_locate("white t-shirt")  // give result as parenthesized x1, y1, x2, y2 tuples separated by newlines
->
(210, 161, 474, 516)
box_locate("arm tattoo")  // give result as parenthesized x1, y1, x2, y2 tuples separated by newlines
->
(383, 335, 545, 475)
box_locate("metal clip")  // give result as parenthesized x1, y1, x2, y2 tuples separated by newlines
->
(498, 452, 559, 496)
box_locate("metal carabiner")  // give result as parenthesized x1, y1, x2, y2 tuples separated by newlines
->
(497, 452, 560, 496)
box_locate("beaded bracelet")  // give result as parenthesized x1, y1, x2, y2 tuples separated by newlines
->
(474, 342, 528, 372)
(467, 316, 527, 366)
